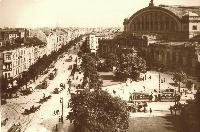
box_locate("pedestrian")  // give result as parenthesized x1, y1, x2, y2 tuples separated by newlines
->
(164, 78, 165, 82)
(150, 108, 152, 113)
(113, 90, 116, 94)
(54, 110, 56, 115)
(170, 106, 173, 115)
(149, 76, 151, 79)
(144, 106, 146, 113)
(129, 93, 132, 101)
(145, 74, 146, 80)
(68, 102, 70, 108)
(56, 110, 59, 115)
(68, 88, 71, 94)
(55, 124, 58, 131)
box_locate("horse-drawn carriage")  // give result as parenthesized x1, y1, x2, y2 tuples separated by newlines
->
(20, 88, 33, 96)
(126, 101, 148, 113)
(53, 88, 60, 94)
(38, 95, 52, 104)
(7, 124, 21, 132)
(23, 105, 41, 115)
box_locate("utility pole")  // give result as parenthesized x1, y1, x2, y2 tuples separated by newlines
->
(159, 72, 161, 93)
(134, 90, 136, 105)
(174, 90, 177, 116)
(60, 97, 64, 123)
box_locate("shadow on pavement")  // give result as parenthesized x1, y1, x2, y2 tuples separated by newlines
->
(128, 115, 186, 132)
(162, 115, 186, 132)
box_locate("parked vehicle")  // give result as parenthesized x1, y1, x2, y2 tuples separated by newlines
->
(38, 95, 52, 104)
(8, 124, 21, 132)
(49, 64, 54, 68)
(68, 65, 73, 70)
(20, 88, 33, 96)
(65, 58, 72, 62)
(23, 105, 41, 115)
(1, 99, 6, 105)
(49, 69, 57, 80)
(60, 83, 65, 88)
(44, 70, 48, 74)
(53, 88, 59, 94)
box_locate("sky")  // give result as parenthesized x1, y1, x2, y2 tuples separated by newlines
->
(0, 0, 200, 28)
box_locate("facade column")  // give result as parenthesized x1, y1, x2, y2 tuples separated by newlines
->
(140, 18, 142, 31)
(152, 13, 155, 31)
(148, 14, 151, 32)
(157, 15, 160, 31)
(163, 17, 166, 31)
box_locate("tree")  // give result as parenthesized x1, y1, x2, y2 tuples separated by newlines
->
(115, 53, 146, 81)
(79, 41, 91, 55)
(68, 89, 129, 132)
(68, 52, 129, 132)
(104, 53, 118, 71)
(81, 53, 102, 90)
(172, 71, 187, 92)
(195, 89, 200, 103)
(1, 78, 8, 95)
(17, 71, 30, 88)
(186, 80, 193, 91)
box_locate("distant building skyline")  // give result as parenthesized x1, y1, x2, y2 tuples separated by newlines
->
(0, 0, 200, 28)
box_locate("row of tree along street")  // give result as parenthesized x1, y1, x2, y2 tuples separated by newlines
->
(1, 35, 84, 99)
(67, 43, 130, 132)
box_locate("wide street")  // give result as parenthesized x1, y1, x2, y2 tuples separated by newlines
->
(1, 37, 188, 132)
(1, 40, 83, 132)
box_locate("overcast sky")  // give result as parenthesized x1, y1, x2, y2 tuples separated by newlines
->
(0, 0, 200, 28)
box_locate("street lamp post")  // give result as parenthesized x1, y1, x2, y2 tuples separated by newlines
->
(60, 97, 64, 123)
(158, 68, 161, 102)
(134, 90, 136, 105)
(174, 90, 177, 116)
(159, 71, 161, 93)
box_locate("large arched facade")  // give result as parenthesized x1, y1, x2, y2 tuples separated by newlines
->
(126, 7, 182, 33)
(123, 5, 200, 41)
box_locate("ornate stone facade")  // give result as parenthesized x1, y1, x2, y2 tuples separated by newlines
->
(123, 1, 200, 41)
(98, 35, 200, 77)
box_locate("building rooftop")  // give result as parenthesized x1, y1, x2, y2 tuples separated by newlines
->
(159, 5, 200, 18)
(25, 37, 46, 45)
(0, 37, 46, 51)
(149, 41, 200, 47)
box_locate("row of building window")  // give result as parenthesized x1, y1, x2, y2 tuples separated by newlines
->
(3, 64, 32, 78)
(131, 21, 176, 31)
(150, 50, 193, 66)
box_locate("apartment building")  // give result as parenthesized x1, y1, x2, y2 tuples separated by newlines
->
(87, 34, 99, 53)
